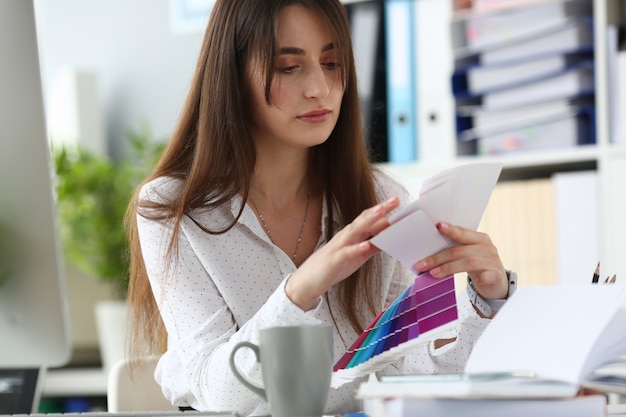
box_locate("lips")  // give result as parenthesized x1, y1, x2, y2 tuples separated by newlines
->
(298, 109, 331, 123)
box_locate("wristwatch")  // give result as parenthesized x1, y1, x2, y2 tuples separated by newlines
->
(466, 270, 517, 317)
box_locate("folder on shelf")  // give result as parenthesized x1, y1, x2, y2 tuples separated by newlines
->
(552, 170, 600, 285)
(384, 0, 417, 163)
(470, 0, 578, 14)
(459, 103, 591, 139)
(453, 51, 593, 96)
(453, 0, 592, 54)
(346, 1, 388, 162)
(467, 106, 596, 155)
(617, 49, 626, 144)
(456, 96, 594, 132)
(483, 18, 593, 65)
(480, 63, 594, 110)
(455, 17, 594, 67)
(450, 15, 595, 157)
(477, 178, 558, 287)
(606, 24, 621, 144)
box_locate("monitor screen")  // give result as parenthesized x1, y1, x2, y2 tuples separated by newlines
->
(0, 0, 71, 385)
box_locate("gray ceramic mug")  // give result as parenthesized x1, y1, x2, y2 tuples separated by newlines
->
(229, 325, 333, 417)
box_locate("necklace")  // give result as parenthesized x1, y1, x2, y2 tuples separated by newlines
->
(250, 191, 311, 261)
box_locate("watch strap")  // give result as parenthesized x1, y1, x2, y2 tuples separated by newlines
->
(466, 270, 517, 317)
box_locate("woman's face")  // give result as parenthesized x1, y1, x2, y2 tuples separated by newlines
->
(246, 5, 345, 152)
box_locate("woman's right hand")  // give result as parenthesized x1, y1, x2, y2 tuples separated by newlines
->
(285, 196, 400, 311)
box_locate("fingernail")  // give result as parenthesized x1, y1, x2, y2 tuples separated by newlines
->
(430, 267, 441, 277)
(438, 222, 449, 230)
(415, 260, 427, 271)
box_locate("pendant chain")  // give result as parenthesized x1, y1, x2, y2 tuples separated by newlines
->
(250, 191, 311, 261)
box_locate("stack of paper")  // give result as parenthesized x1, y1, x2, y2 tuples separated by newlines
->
(368, 395, 606, 417)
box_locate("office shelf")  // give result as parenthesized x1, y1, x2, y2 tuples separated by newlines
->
(43, 367, 107, 397)
(346, 0, 626, 281)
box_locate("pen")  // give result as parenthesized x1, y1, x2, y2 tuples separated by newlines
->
(592, 262, 600, 284)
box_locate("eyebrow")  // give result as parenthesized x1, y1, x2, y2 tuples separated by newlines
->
(278, 42, 335, 56)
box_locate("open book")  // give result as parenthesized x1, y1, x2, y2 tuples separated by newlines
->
(330, 162, 503, 388)
(357, 284, 626, 399)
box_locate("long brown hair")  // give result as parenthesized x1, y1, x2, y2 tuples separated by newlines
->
(125, 0, 382, 360)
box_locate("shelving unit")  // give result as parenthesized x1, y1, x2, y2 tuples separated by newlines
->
(345, 0, 626, 281)
(39, 368, 108, 412)
(42, 368, 107, 398)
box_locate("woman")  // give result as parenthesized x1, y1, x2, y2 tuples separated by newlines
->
(125, 0, 512, 415)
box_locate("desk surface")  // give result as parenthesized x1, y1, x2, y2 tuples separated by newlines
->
(41, 367, 626, 416)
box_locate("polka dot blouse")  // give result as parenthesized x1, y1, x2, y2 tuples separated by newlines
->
(136, 172, 491, 416)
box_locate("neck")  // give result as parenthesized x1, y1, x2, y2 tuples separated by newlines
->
(248, 179, 315, 264)
(251, 152, 311, 208)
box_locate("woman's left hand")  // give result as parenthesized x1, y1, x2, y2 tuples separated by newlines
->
(414, 222, 509, 301)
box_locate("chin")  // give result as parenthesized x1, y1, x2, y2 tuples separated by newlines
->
(305, 134, 332, 148)
(309, 125, 336, 145)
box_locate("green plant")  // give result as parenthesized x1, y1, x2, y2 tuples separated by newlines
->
(52, 126, 165, 298)
(0, 217, 11, 285)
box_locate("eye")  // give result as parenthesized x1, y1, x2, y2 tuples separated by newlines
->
(278, 65, 300, 73)
(323, 61, 340, 70)
(321, 50, 341, 70)
(276, 57, 300, 73)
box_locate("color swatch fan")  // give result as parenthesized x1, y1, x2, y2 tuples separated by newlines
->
(332, 273, 458, 388)
(331, 162, 503, 388)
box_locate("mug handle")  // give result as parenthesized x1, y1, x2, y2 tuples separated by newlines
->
(229, 341, 267, 401)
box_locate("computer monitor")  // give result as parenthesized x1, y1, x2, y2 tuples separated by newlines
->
(0, 0, 72, 412)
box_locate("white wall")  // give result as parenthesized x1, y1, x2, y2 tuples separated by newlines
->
(32, 0, 207, 359)
(33, 0, 205, 158)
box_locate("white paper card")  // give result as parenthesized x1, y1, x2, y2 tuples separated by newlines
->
(371, 162, 503, 273)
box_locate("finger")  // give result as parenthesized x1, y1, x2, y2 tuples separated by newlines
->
(347, 196, 400, 239)
(416, 223, 494, 270)
(420, 252, 477, 278)
(320, 240, 380, 284)
(370, 196, 400, 220)
(354, 240, 382, 259)
(436, 222, 491, 245)
(416, 243, 501, 278)
(427, 257, 503, 286)
(415, 241, 476, 274)
(334, 239, 380, 260)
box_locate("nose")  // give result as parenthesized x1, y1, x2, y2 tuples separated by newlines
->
(304, 65, 330, 99)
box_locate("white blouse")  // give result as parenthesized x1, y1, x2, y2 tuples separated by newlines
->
(136, 172, 491, 416)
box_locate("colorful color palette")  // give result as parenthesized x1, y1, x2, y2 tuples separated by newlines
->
(334, 273, 458, 372)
